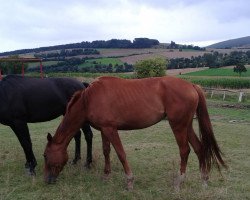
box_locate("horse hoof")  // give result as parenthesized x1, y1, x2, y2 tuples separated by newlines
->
(126, 175, 134, 191)
(26, 168, 36, 176)
(101, 174, 110, 181)
(84, 162, 92, 169)
(202, 181, 208, 189)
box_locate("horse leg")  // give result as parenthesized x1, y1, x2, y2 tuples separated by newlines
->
(101, 127, 134, 190)
(170, 122, 190, 191)
(72, 130, 81, 164)
(10, 120, 37, 175)
(82, 123, 93, 168)
(187, 125, 209, 187)
(101, 133, 111, 179)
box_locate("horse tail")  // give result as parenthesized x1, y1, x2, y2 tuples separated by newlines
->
(193, 84, 227, 173)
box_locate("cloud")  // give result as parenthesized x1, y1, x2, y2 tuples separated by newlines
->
(0, 0, 250, 52)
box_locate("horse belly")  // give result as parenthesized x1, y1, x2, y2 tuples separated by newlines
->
(118, 108, 165, 130)
(88, 102, 165, 130)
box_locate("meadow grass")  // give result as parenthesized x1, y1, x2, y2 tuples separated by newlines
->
(28, 61, 61, 68)
(79, 58, 124, 68)
(183, 66, 250, 77)
(0, 101, 249, 200)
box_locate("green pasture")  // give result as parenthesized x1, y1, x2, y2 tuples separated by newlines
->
(180, 76, 250, 89)
(27, 72, 135, 80)
(0, 101, 249, 200)
(183, 66, 250, 77)
(79, 58, 124, 68)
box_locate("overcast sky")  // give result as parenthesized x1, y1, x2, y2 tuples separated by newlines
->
(0, 0, 249, 52)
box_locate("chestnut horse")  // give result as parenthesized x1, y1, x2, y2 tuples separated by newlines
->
(44, 76, 226, 190)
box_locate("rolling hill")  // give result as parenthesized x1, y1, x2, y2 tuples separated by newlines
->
(207, 36, 250, 49)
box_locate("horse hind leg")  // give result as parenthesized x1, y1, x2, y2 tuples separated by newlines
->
(169, 121, 191, 191)
(187, 125, 209, 187)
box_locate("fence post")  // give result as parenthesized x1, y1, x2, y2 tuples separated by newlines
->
(238, 92, 244, 102)
(210, 91, 214, 98)
(22, 62, 24, 77)
(40, 61, 44, 78)
(223, 91, 226, 101)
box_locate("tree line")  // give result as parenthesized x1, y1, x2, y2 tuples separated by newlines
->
(0, 38, 160, 56)
(27, 57, 133, 73)
(168, 50, 250, 69)
(34, 48, 100, 59)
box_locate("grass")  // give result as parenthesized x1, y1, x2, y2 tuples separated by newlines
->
(183, 66, 250, 77)
(79, 58, 124, 68)
(28, 61, 60, 68)
(0, 100, 250, 199)
(180, 76, 250, 89)
(26, 72, 135, 80)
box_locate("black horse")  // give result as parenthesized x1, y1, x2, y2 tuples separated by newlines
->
(0, 75, 93, 175)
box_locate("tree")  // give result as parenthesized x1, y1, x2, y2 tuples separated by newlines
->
(134, 57, 167, 78)
(233, 63, 247, 77)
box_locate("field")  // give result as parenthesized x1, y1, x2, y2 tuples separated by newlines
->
(0, 100, 249, 200)
(182, 66, 250, 77)
(79, 58, 124, 68)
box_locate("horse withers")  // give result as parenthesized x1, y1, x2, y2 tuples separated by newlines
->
(44, 76, 226, 190)
(0, 75, 93, 175)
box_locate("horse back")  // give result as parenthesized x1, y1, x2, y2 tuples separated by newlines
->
(0, 75, 84, 123)
(85, 76, 197, 130)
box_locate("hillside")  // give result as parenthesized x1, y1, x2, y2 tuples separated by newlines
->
(207, 36, 250, 49)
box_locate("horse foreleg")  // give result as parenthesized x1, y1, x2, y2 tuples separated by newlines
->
(72, 130, 81, 164)
(101, 127, 134, 190)
(82, 123, 93, 168)
(187, 126, 209, 187)
(101, 133, 111, 179)
(11, 120, 37, 175)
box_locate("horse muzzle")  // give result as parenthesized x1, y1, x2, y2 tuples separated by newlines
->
(45, 174, 57, 184)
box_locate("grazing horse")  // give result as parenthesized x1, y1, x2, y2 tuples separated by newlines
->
(44, 76, 226, 190)
(0, 75, 93, 175)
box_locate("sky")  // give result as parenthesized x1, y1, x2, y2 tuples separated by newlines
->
(0, 0, 250, 52)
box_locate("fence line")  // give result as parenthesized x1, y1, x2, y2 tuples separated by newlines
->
(203, 87, 248, 102)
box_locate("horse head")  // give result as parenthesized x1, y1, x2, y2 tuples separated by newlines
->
(44, 133, 68, 184)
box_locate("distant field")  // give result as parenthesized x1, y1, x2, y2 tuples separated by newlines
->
(28, 61, 60, 68)
(183, 66, 250, 77)
(79, 57, 124, 68)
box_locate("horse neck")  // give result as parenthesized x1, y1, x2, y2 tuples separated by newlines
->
(53, 91, 87, 147)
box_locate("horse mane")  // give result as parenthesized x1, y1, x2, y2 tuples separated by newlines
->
(66, 90, 83, 114)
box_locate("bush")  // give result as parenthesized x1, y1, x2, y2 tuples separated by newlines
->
(134, 57, 167, 78)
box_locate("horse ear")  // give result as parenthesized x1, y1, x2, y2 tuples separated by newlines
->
(47, 133, 53, 142)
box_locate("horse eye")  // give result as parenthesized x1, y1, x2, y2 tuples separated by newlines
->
(43, 154, 47, 159)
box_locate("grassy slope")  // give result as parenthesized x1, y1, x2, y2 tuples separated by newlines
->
(78, 58, 124, 68)
(0, 102, 249, 200)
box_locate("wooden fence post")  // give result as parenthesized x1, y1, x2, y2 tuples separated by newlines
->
(210, 91, 214, 98)
(238, 92, 244, 102)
